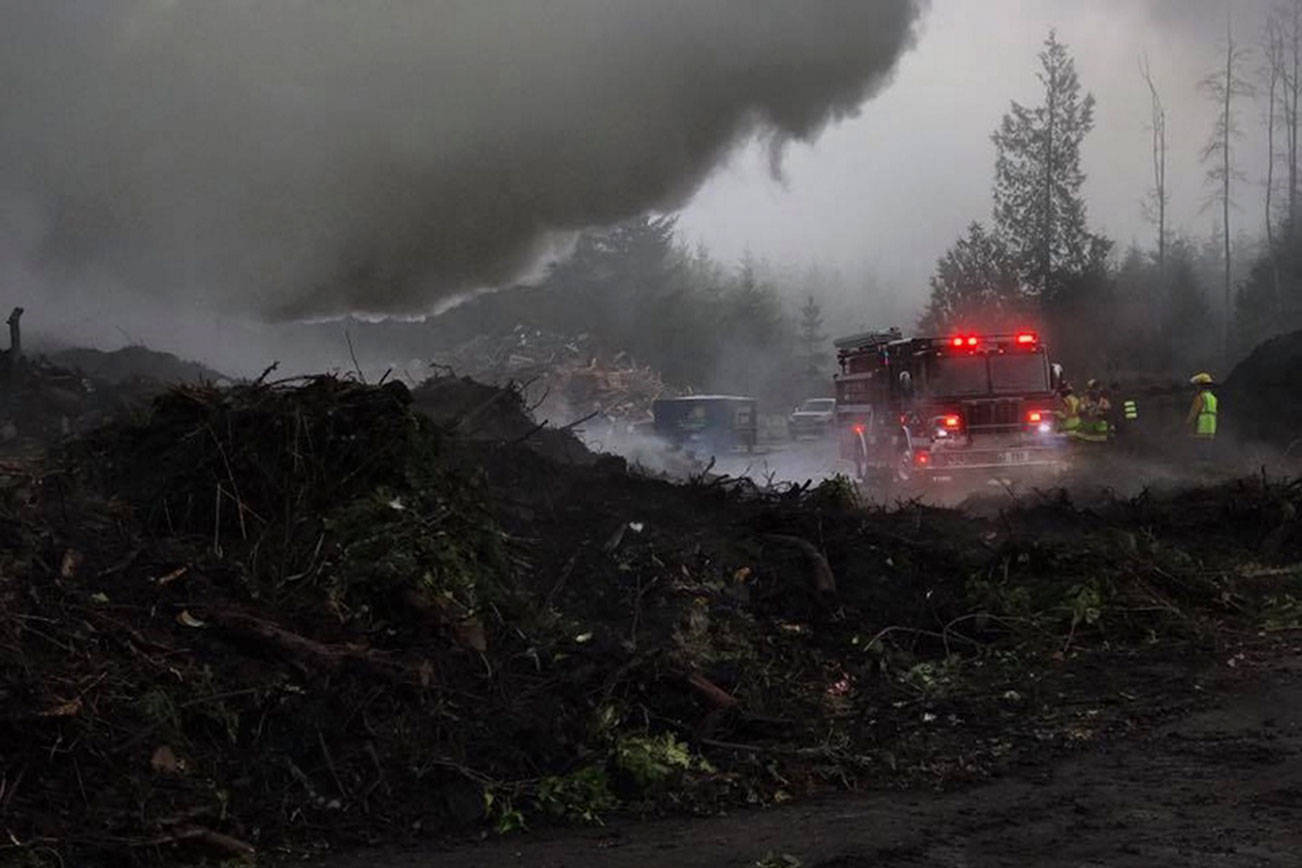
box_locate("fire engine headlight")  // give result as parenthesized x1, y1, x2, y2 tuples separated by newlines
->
(935, 428, 947, 438)
(1038, 422, 1052, 434)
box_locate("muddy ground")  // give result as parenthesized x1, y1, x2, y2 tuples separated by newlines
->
(315, 645, 1302, 867)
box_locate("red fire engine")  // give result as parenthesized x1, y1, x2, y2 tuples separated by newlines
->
(833, 328, 1066, 485)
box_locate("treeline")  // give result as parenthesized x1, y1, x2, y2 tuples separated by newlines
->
(921, 23, 1302, 382)
(414, 215, 858, 407)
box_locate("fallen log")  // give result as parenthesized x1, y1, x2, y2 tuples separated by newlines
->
(203, 609, 409, 681)
(685, 671, 738, 709)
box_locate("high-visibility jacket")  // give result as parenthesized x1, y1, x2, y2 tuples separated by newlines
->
(1188, 390, 1217, 439)
(1056, 394, 1081, 432)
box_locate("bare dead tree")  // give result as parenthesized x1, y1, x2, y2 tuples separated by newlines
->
(1198, 16, 1254, 363)
(1139, 54, 1168, 280)
(1287, 0, 1302, 228)
(1263, 11, 1287, 310)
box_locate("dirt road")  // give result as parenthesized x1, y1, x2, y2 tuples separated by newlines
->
(315, 654, 1302, 868)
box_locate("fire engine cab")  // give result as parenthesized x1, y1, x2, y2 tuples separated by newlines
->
(833, 329, 1065, 485)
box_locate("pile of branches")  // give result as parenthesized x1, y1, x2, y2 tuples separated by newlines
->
(427, 326, 670, 431)
(0, 375, 1299, 865)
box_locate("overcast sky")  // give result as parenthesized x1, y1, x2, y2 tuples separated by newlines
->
(679, 0, 1275, 314)
(1, 0, 1286, 368)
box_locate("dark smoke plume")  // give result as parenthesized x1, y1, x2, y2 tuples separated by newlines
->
(0, 1, 925, 320)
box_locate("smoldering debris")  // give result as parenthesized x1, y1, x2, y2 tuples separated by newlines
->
(0, 1, 925, 321)
(0, 374, 1298, 864)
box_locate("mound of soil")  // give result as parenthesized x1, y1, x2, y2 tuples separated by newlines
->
(1222, 329, 1302, 450)
(47, 345, 228, 386)
(0, 375, 1299, 865)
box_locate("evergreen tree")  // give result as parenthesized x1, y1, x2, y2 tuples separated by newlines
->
(919, 222, 1027, 332)
(1163, 239, 1217, 374)
(991, 30, 1101, 301)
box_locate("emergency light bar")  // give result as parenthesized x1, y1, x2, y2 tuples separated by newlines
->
(945, 332, 1039, 348)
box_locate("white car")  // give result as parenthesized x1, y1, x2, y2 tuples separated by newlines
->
(787, 398, 835, 439)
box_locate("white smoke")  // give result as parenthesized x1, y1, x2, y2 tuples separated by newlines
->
(0, 0, 926, 321)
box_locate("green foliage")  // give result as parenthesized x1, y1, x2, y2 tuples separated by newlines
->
(614, 732, 709, 789)
(534, 765, 617, 824)
(755, 854, 804, 868)
(897, 657, 963, 698)
(1260, 593, 1302, 630)
(809, 474, 860, 510)
(1065, 582, 1104, 630)
(483, 789, 527, 834)
(323, 481, 507, 629)
(967, 569, 1033, 618)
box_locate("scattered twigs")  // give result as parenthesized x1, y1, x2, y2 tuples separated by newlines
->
(318, 729, 349, 801)
(0, 765, 28, 813)
(344, 330, 366, 384)
(559, 409, 601, 432)
(253, 361, 279, 386)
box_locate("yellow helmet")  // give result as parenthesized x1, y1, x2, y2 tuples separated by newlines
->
(1189, 372, 1214, 385)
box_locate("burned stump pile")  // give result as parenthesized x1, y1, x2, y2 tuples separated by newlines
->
(0, 375, 1299, 865)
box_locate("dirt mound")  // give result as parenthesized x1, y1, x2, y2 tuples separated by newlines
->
(0, 356, 164, 449)
(46, 345, 228, 386)
(0, 376, 1299, 865)
(1222, 329, 1302, 450)
(410, 373, 595, 464)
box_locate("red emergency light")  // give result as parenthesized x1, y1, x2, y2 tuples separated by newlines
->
(942, 414, 961, 429)
(1027, 410, 1043, 423)
(950, 336, 964, 347)
(1015, 332, 1037, 345)
(852, 423, 865, 435)
(913, 450, 931, 466)
(967, 336, 979, 346)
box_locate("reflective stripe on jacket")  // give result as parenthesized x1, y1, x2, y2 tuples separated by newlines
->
(1123, 399, 1138, 420)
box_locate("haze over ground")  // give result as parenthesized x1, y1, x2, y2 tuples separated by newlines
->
(0, 0, 1280, 374)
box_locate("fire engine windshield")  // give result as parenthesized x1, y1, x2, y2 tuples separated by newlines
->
(926, 355, 988, 396)
(989, 353, 1049, 393)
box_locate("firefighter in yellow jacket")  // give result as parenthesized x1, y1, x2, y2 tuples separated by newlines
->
(1055, 382, 1081, 437)
(1186, 372, 1218, 456)
(1076, 379, 1113, 442)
